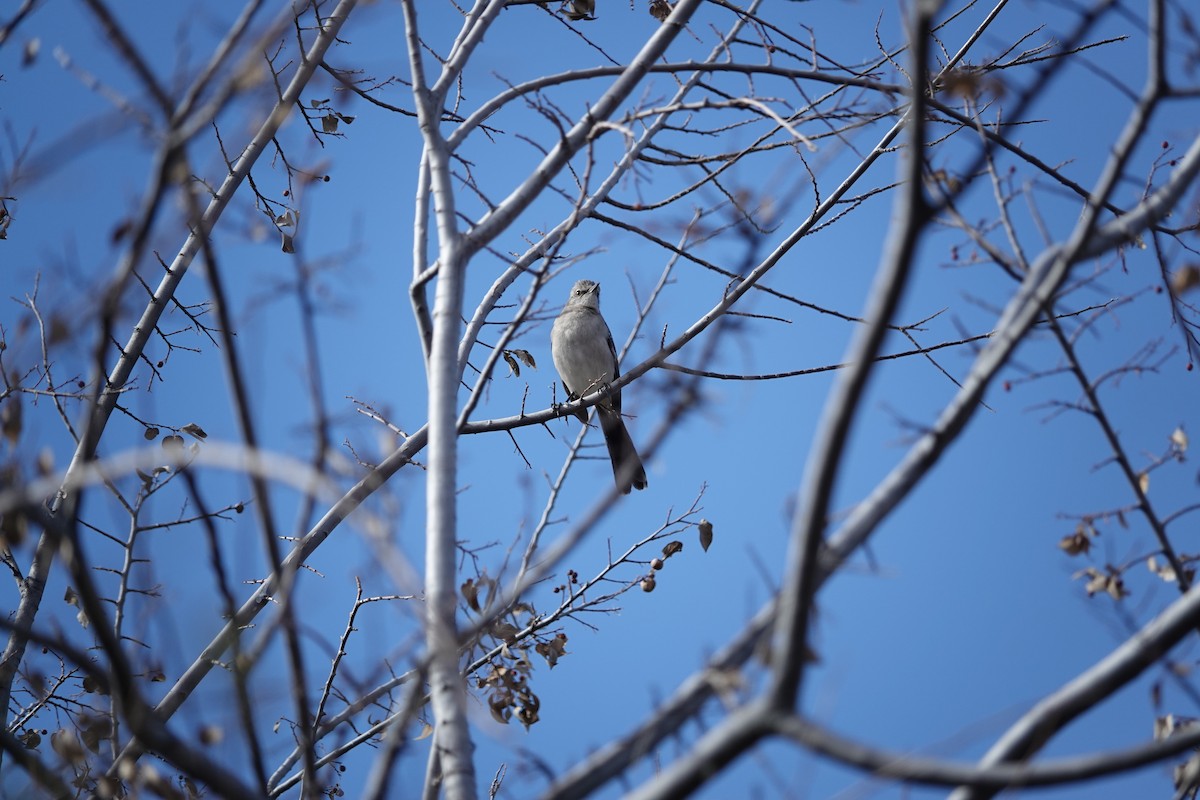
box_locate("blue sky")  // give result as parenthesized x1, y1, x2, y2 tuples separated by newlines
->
(2, 1, 1199, 798)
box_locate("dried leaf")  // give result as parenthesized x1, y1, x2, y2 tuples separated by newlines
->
(414, 722, 434, 741)
(503, 351, 520, 377)
(1, 511, 28, 548)
(462, 578, 480, 612)
(1138, 471, 1150, 495)
(649, 0, 672, 21)
(80, 716, 111, 754)
(488, 693, 511, 725)
(1059, 530, 1091, 556)
(1077, 566, 1128, 600)
(82, 674, 107, 696)
(517, 692, 540, 729)
(1148, 555, 1177, 582)
(698, 519, 713, 552)
(1156, 714, 1175, 741)
(22, 37, 39, 67)
(322, 113, 338, 133)
(512, 349, 536, 369)
(661, 541, 683, 558)
(1175, 751, 1200, 791)
(490, 621, 520, 642)
(180, 423, 208, 441)
(1, 393, 22, 446)
(535, 633, 568, 668)
(50, 729, 85, 764)
(36, 448, 54, 476)
(1171, 426, 1188, 453)
(1171, 265, 1200, 296)
(563, 0, 594, 20)
(143, 426, 159, 440)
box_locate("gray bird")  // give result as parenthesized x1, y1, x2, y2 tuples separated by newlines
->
(551, 279, 648, 494)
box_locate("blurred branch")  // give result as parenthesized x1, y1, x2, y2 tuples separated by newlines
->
(769, 0, 935, 718)
(0, 0, 41, 48)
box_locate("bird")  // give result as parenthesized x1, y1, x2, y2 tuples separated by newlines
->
(551, 279, 648, 494)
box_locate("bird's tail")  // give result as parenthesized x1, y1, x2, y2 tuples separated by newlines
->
(598, 409, 648, 494)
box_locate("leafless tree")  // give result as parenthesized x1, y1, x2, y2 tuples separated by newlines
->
(2, 0, 1199, 798)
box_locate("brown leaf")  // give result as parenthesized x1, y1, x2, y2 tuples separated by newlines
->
(1, 393, 22, 446)
(1148, 555, 1177, 583)
(22, 37, 39, 67)
(82, 674, 107, 696)
(1171, 426, 1188, 453)
(512, 349, 536, 369)
(535, 633, 568, 668)
(180, 423, 208, 441)
(1138, 471, 1150, 495)
(1, 511, 28, 548)
(563, 0, 594, 20)
(1077, 566, 1123, 598)
(517, 692, 541, 729)
(503, 351, 520, 377)
(80, 716, 111, 754)
(1171, 264, 1200, 296)
(461, 578, 480, 613)
(414, 722, 434, 741)
(490, 621, 520, 642)
(698, 519, 713, 552)
(488, 693, 511, 725)
(50, 729, 85, 764)
(1059, 530, 1091, 556)
(1155, 714, 1175, 741)
(198, 725, 224, 745)
(661, 540, 683, 558)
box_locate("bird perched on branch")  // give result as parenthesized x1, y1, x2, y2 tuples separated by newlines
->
(551, 279, 648, 494)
